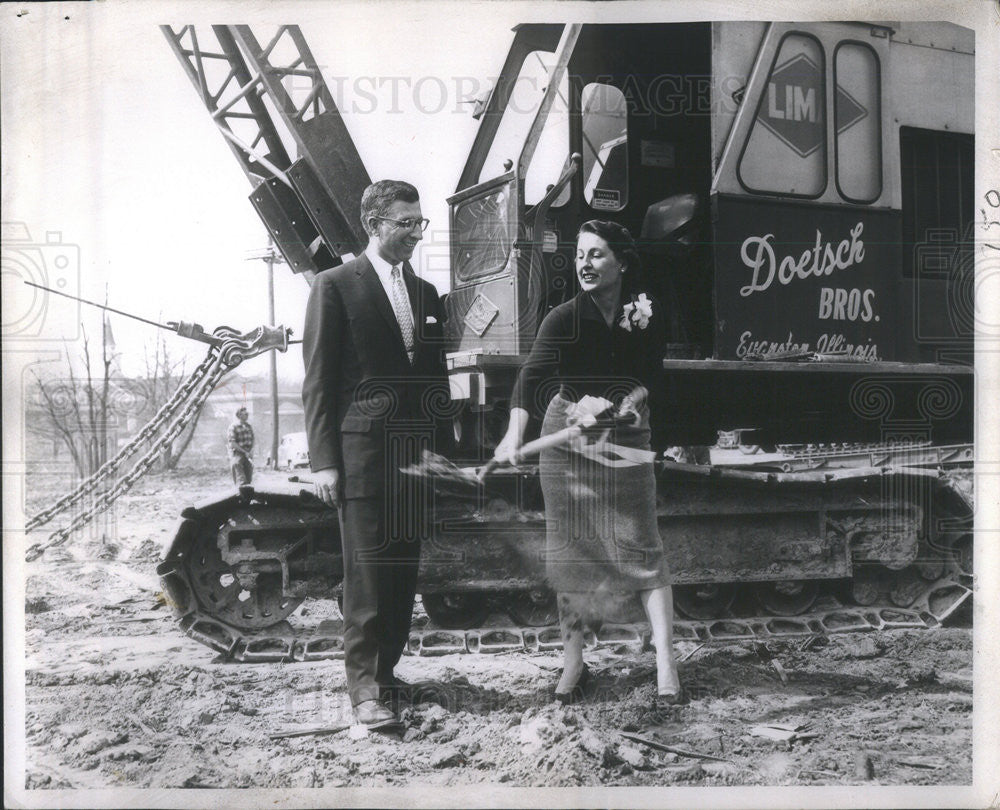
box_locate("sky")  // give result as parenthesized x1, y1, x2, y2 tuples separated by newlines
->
(1, 2, 519, 380)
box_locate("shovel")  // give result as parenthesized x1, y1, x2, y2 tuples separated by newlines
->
(476, 386, 648, 482)
(401, 387, 648, 487)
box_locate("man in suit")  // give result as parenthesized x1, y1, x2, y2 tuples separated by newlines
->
(302, 179, 449, 729)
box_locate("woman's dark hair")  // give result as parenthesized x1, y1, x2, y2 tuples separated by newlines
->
(577, 219, 643, 295)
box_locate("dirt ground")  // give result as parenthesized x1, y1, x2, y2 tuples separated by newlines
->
(19, 467, 973, 790)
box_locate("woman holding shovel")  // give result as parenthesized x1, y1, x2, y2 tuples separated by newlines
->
(493, 220, 683, 706)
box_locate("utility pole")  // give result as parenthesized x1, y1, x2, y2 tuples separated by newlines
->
(245, 239, 285, 468)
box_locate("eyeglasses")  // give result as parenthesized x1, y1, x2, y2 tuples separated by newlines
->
(373, 216, 430, 233)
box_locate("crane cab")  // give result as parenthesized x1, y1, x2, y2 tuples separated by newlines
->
(445, 21, 974, 449)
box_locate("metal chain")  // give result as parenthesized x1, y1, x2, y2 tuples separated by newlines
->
(26, 350, 221, 531)
(24, 323, 290, 561)
(26, 355, 231, 561)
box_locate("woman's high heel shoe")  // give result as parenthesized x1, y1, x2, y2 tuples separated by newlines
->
(554, 664, 592, 706)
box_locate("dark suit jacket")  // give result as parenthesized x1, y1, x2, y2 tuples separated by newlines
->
(302, 253, 450, 498)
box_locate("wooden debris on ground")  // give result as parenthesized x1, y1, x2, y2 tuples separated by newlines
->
(895, 756, 945, 770)
(753, 641, 789, 684)
(678, 643, 705, 663)
(748, 722, 818, 743)
(619, 731, 730, 762)
(269, 723, 352, 740)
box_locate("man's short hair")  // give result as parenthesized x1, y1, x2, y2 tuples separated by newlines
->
(236, 407, 248, 416)
(360, 180, 420, 231)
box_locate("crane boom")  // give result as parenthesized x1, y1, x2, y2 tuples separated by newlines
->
(161, 25, 372, 280)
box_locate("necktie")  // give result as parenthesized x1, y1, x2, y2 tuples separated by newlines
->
(390, 265, 415, 363)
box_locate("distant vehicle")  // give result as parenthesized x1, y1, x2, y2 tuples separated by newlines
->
(277, 432, 309, 470)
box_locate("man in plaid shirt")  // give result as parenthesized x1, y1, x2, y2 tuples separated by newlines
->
(227, 406, 255, 486)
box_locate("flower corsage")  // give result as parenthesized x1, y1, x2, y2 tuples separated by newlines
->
(619, 293, 653, 332)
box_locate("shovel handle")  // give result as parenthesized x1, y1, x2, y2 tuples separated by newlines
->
(479, 424, 585, 481)
(477, 457, 502, 480)
(513, 424, 585, 459)
(478, 387, 647, 482)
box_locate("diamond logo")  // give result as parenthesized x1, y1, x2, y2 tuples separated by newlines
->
(757, 51, 869, 158)
(464, 293, 499, 337)
(758, 53, 825, 157)
(834, 84, 867, 135)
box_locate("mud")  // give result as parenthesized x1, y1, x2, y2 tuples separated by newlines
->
(20, 467, 972, 789)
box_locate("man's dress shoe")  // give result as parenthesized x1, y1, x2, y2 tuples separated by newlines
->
(378, 675, 413, 705)
(353, 699, 399, 730)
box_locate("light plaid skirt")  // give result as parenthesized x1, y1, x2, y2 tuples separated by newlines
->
(538, 394, 670, 594)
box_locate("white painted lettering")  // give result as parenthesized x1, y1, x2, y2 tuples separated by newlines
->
(737, 329, 809, 358)
(850, 222, 865, 262)
(768, 84, 784, 119)
(737, 329, 879, 361)
(816, 332, 879, 361)
(739, 234, 777, 297)
(835, 238, 850, 267)
(777, 253, 798, 286)
(847, 288, 861, 320)
(794, 86, 816, 122)
(817, 287, 879, 322)
(833, 288, 848, 319)
(738, 222, 866, 297)
(861, 289, 875, 322)
(818, 287, 834, 318)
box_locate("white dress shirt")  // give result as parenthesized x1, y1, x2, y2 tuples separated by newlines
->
(365, 242, 413, 316)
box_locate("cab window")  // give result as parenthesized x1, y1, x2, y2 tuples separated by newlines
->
(581, 83, 629, 211)
(900, 127, 973, 279)
(738, 33, 827, 197)
(480, 50, 570, 207)
(834, 42, 882, 203)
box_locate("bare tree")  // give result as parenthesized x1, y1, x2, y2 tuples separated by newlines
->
(29, 315, 209, 478)
(30, 317, 117, 478)
(137, 332, 206, 470)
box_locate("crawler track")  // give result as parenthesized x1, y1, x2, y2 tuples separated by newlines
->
(158, 459, 974, 664)
(166, 572, 971, 664)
